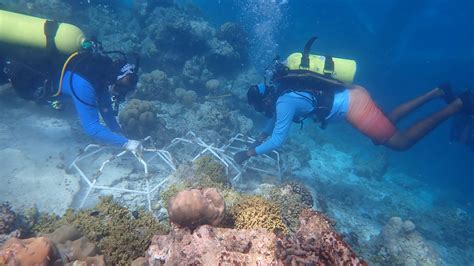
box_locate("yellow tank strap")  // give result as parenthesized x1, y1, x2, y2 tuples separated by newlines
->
(52, 51, 79, 97)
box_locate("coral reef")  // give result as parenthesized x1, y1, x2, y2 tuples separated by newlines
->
(134, 70, 174, 102)
(205, 79, 220, 91)
(159, 180, 193, 208)
(146, 225, 277, 265)
(0, 224, 105, 265)
(230, 196, 288, 234)
(168, 188, 225, 228)
(268, 184, 308, 234)
(194, 155, 228, 185)
(118, 99, 174, 147)
(369, 217, 442, 265)
(216, 22, 249, 63)
(146, 208, 366, 265)
(286, 181, 314, 207)
(205, 38, 241, 74)
(276, 209, 367, 265)
(182, 56, 213, 87)
(174, 87, 198, 107)
(28, 197, 168, 265)
(0, 203, 16, 235)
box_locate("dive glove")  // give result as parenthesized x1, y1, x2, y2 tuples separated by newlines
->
(124, 139, 142, 153)
(234, 150, 251, 165)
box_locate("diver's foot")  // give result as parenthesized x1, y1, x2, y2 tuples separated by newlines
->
(459, 88, 474, 114)
(439, 83, 456, 104)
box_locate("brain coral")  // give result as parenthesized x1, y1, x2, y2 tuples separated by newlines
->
(134, 69, 174, 102)
(231, 196, 288, 234)
(118, 99, 173, 146)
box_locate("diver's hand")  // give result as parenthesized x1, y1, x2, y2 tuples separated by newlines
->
(248, 133, 268, 149)
(234, 149, 256, 165)
(248, 140, 262, 149)
(124, 139, 142, 153)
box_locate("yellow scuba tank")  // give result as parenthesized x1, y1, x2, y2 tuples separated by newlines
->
(0, 10, 85, 55)
(285, 36, 357, 84)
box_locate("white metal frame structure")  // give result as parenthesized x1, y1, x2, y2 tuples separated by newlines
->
(69, 137, 176, 211)
(69, 133, 281, 212)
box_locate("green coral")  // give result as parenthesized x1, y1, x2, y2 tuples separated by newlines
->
(32, 197, 168, 265)
(230, 196, 288, 234)
(194, 156, 228, 185)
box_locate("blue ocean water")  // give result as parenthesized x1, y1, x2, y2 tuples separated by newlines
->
(195, 0, 474, 203)
(1, 0, 472, 263)
(191, 0, 474, 263)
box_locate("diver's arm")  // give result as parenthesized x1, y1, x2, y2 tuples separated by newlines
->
(69, 76, 128, 146)
(254, 101, 295, 155)
(97, 90, 123, 133)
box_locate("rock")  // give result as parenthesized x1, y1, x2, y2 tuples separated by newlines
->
(168, 188, 225, 228)
(0, 237, 58, 265)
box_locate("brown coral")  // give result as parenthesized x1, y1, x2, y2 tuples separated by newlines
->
(168, 188, 225, 228)
(146, 225, 277, 265)
(230, 196, 288, 234)
(119, 99, 174, 146)
(276, 209, 367, 265)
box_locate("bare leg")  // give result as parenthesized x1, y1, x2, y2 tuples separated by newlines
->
(385, 98, 463, 151)
(388, 87, 443, 124)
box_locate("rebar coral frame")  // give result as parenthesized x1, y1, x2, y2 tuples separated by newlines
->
(69, 137, 176, 211)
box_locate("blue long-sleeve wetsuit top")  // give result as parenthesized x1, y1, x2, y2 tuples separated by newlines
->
(59, 71, 128, 146)
(255, 89, 350, 155)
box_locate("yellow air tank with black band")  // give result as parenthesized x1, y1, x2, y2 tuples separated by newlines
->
(286, 52, 357, 84)
(0, 10, 85, 55)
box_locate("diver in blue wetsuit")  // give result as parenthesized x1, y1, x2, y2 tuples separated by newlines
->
(3, 51, 142, 152)
(234, 83, 349, 164)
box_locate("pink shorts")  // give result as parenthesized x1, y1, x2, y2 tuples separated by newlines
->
(346, 86, 397, 144)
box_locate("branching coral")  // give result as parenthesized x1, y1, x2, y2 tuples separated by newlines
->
(30, 197, 169, 265)
(194, 155, 228, 185)
(230, 196, 288, 234)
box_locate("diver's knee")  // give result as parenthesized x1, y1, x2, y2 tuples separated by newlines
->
(384, 132, 413, 151)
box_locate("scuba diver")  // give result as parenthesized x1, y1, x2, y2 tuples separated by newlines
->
(0, 10, 141, 152)
(234, 37, 474, 164)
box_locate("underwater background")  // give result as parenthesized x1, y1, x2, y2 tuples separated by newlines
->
(0, 0, 473, 264)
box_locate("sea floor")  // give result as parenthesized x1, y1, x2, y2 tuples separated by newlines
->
(0, 84, 473, 264)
